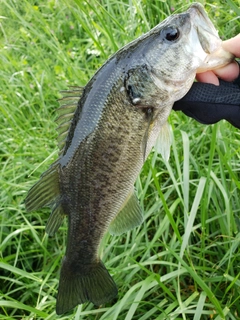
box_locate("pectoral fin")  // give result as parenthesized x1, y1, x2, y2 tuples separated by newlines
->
(109, 190, 143, 235)
(154, 121, 172, 161)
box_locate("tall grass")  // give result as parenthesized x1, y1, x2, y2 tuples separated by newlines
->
(0, 0, 240, 319)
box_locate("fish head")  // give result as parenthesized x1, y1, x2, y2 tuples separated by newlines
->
(138, 3, 234, 102)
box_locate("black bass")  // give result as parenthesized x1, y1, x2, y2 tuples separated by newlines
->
(25, 3, 233, 315)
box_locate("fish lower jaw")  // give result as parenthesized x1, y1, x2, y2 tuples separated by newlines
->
(196, 48, 234, 73)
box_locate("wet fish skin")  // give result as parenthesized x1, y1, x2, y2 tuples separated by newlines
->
(25, 3, 233, 315)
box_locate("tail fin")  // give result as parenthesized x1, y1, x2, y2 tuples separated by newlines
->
(56, 258, 118, 315)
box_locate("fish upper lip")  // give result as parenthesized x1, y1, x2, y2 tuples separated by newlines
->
(186, 3, 234, 72)
(187, 3, 216, 32)
(188, 3, 220, 54)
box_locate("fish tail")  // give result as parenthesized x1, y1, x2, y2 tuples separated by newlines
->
(56, 257, 118, 315)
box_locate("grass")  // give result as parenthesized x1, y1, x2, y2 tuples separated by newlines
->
(0, 0, 240, 319)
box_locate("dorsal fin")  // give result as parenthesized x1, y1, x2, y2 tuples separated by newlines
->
(56, 87, 84, 156)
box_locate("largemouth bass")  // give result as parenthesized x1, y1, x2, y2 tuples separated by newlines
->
(25, 3, 233, 315)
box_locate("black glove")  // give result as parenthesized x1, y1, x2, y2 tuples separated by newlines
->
(173, 64, 240, 129)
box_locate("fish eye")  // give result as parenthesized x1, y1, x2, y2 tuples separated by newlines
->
(162, 27, 180, 42)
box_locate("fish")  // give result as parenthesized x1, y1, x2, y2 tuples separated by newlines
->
(25, 3, 233, 315)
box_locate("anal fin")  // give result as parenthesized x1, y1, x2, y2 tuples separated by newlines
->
(45, 203, 65, 236)
(109, 190, 143, 235)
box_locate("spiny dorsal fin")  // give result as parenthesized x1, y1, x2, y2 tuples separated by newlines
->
(56, 87, 84, 156)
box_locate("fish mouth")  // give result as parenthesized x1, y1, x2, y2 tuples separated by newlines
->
(188, 3, 234, 72)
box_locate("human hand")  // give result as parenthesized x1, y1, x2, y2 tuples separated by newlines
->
(173, 34, 240, 128)
(196, 34, 240, 85)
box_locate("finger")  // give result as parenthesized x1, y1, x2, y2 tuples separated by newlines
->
(213, 61, 239, 81)
(196, 71, 219, 85)
(196, 34, 240, 85)
(222, 34, 240, 57)
(196, 62, 239, 84)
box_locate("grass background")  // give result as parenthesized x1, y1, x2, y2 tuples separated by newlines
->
(0, 0, 240, 319)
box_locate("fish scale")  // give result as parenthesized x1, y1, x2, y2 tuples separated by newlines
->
(25, 3, 233, 314)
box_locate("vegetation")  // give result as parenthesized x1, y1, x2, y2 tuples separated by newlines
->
(0, 0, 239, 319)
